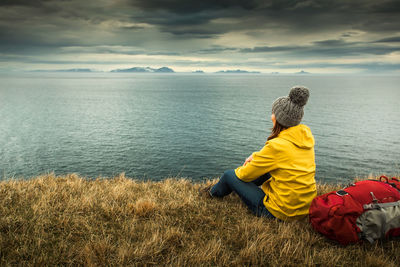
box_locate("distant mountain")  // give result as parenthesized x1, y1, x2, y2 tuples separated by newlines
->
(32, 68, 94, 72)
(156, 67, 174, 73)
(112, 67, 147, 73)
(56, 68, 93, 72)
(216, 69, 260, 73)
(111, 67, 174, 73)
(296, 70, 310, 74)
(193, 70, 204, 73)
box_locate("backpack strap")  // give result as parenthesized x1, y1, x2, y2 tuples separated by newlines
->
(380, 175, 389, 182)
(379, 175, 400, 192)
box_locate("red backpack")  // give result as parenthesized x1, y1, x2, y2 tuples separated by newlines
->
(309, 176, 400, 245)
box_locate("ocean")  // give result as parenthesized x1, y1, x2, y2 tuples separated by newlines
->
(0, 72, 399, 183)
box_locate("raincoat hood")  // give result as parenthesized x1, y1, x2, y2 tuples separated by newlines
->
(277, 124, 314, 149)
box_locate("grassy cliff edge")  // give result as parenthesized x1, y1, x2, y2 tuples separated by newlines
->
(0, 174, 399, 266)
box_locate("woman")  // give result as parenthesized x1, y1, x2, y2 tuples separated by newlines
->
(204, 86, 316, 221)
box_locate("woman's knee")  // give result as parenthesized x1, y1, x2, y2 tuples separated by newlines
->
(221, 169, 237, 182)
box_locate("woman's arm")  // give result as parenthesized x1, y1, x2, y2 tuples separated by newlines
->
(235, 141, 279, 182)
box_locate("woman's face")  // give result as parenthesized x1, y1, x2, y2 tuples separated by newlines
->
(271, 113, 276, 127)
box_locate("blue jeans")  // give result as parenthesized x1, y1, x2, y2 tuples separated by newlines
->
(210, 169, 275, 218)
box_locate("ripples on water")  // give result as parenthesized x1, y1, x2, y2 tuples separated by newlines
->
(0, 73, 399, 183)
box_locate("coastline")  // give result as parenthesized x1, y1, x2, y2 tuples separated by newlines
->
(0, 173, 399, 266)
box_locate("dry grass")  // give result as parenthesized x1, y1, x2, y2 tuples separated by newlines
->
(0, 173, 399, 266)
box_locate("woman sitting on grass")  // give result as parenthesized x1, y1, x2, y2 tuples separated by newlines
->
(203, 86, 316, 221)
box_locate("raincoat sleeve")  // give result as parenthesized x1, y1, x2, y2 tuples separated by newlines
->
(234, 141, 279, 182)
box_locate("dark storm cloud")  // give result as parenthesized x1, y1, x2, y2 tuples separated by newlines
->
(0, 0, 399, 72)
(59, 46, 180, 56)
(161, 27, 223, 38)
(127, 0, 400, 35)
(240, 46, 300, 53)
(1, 0, 400, 42)
(129, 0, 258, 14)
(375, 36, 400, 43)
(0, 0, 48, 6)
(240, 39, 400, 57)
(0, 3, 98, 49)
(132, 10, 216, 27)
(196, 46, 238, 54)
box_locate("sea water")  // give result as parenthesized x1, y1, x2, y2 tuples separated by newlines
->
(0, 73, 399, 183)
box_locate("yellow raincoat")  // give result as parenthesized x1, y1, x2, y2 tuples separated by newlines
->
(235, 124, 316, 221)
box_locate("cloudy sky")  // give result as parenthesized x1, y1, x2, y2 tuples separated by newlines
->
(0, 0, 399, 73)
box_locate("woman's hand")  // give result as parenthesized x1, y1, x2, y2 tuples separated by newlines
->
(243, 154, 253, 166)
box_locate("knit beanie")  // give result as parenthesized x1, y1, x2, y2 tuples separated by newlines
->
(271, 86, 309, 127)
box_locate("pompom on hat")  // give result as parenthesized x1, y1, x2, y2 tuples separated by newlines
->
(271, 86, 310, 127)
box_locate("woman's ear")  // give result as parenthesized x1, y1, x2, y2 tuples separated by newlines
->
(271, 114, 276, 127)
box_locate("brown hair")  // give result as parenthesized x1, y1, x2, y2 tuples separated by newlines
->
(267, 120, 287, 141)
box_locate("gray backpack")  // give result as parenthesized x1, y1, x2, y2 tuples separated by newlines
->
(357, 200, 400, 243)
